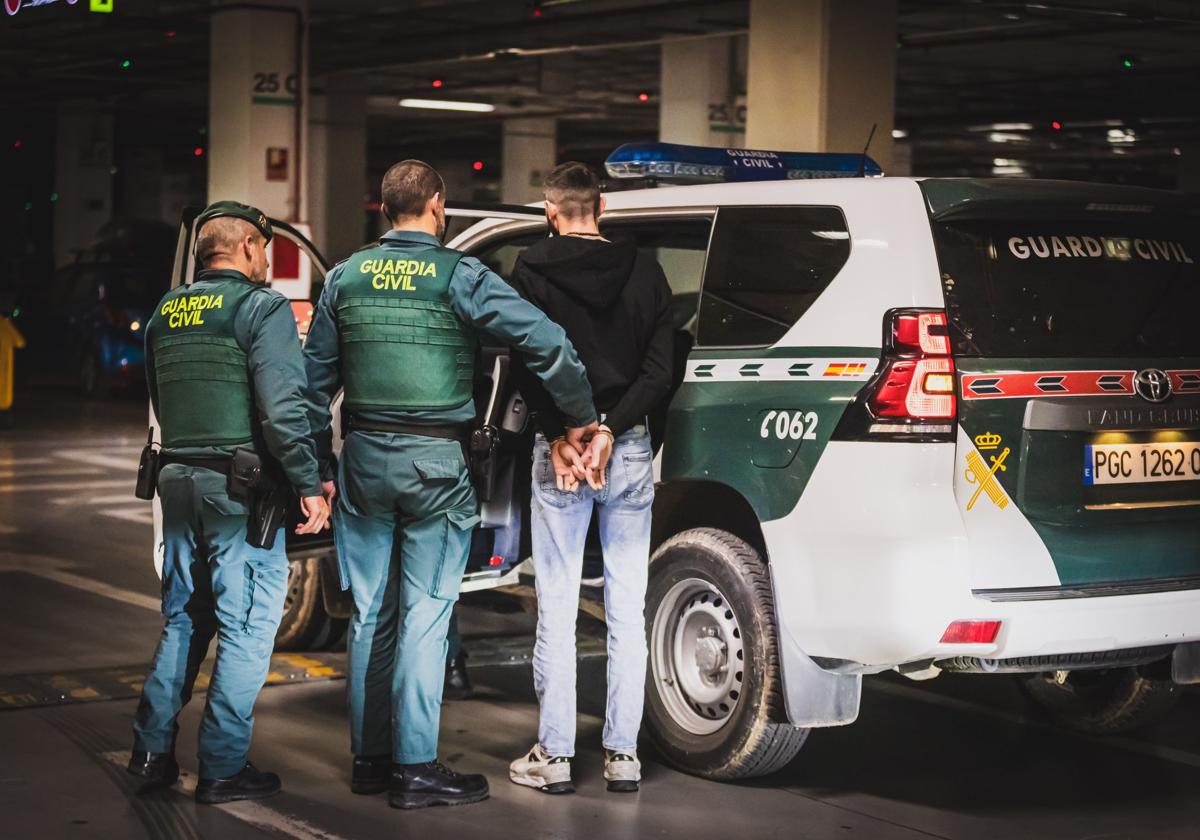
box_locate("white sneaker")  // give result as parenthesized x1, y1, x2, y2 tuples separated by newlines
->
(604, 749, 641, 792)
(509, 744, 574, 795)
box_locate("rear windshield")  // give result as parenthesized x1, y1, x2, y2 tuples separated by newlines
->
(932, 218, 1200, 358)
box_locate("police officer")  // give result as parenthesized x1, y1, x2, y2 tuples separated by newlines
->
(303, 160, 597, 810)
(128, 201, 331, 804)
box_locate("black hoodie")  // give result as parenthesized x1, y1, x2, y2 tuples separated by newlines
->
(510, 234, 674, 439)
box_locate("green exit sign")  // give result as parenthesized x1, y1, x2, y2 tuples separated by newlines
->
(90, 0, 113, 11)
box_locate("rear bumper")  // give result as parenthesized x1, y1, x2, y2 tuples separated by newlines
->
(763, 441, 1200, 671)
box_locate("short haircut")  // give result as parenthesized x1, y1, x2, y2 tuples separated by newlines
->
(544, 162, 601, 220)
(381, 159, 445, 220)
(196, 216, 259, 267)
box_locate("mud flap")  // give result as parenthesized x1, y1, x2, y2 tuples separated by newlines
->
(319, 551, 355, 619)
(776, 628, 861, 726)
(1171, 642, 1200, 685)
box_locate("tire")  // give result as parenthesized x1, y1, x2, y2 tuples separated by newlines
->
(275, 554, 347, 651)
(1019, 666, 1180, 735)
(645, 528, 808, 780)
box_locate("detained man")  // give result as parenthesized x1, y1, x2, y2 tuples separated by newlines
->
(508, 162, 675, 794)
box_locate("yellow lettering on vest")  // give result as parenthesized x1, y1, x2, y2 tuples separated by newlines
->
(403, 275, 416, 291)
(422, 262, 436, 277)
(372, 274, 387, 289)
(360, 260, 373, 274)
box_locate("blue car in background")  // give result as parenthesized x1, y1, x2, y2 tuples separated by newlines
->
(50, 220, 174, 396)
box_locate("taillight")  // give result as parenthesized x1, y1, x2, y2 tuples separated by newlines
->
(939, 620, 1002, 645)
(832, 309, 957, 441)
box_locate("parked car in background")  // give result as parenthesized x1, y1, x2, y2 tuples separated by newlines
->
(48, 219, 174, 396)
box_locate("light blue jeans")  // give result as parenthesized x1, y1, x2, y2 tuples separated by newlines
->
(531, 428, 654, 757)
(133, 465, 287, 780)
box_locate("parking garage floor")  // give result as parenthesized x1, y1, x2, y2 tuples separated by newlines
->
(3, 394, 1200, 840)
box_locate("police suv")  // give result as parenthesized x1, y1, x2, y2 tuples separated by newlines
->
(160, 142, 1200, 782)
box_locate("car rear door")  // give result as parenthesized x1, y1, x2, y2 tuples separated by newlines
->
(926, 191, 1200, 596)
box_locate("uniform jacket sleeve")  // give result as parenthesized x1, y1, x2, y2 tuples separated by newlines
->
(300, 266, 344, 480)
(450, 257, 597, 428)
(243, 291, 325, 497)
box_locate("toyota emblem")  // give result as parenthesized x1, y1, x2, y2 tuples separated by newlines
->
(1134, 368, 1172, 403)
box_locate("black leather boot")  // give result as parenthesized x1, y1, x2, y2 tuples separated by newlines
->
(443, 651, 473, 701)
(195, 762, 281, 805)
(126, 751, 179, 790)
(351, 755, 392, 795)
(388, 761, 489, 809)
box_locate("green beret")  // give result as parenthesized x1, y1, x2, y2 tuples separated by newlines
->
(197, 200, 273, 243)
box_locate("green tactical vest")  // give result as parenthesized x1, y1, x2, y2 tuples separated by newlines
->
(337, 242, 475, 412)
(147, 275, 259, 448)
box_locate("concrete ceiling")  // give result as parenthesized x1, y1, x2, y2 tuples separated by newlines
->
(2, 0, 1199, 185)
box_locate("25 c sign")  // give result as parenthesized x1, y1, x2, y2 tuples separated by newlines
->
(253, 72, 299, 95)
(760, 410, 818, 441)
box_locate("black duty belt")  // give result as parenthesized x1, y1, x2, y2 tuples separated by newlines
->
(159, 453, 233, 473)
(343, 414, 471, 442)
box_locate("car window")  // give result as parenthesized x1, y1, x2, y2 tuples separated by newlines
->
(697, 206, 851, 348)
(474, 231, 547, 279)
(932, 217, 1200, 357)
(599, 218, 713, 335)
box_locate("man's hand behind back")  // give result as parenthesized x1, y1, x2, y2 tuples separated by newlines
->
(582, 427, 613, 491)
(296, 495, 332, 534)
(550, 438, 589, 492)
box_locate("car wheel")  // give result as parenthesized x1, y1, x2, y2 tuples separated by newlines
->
(1019, 667, 1180, 734)
(275, 554, 346, 651)
(645, 527, 808, 780)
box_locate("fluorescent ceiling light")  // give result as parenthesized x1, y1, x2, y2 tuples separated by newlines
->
(891, 128, 908, 139)
(987, 132, 1030, 143)
(968, 122, 1033, 132)
(398, 98, 495, 112)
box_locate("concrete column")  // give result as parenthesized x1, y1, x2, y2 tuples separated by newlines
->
(746, 0, 897, 172)
(659, 36, 745, 147)
(54, 105, 113, 266)
(208, 0, 307, 220)
(309, 72, 367, 262)
(501, 118, 556, 205)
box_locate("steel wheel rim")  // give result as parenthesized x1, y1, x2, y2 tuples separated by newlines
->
(283, 558, 302, 614)
(651, 577, 745, 736)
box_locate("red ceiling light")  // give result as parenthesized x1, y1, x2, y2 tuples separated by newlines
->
(431, 78, 444, 88)
(1051, 120, 1062, 130)
(638, 92, 650, 102)
(13, 139, 21, 149)
(472, 160, 484, 172)
(166, 30, 176, 38)
(193, 147, 204, 157)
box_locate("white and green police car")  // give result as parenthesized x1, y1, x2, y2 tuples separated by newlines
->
(162, 142, 1200, 782)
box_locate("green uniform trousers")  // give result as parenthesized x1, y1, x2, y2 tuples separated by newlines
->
(133, 464, 287, 779)
(334, 431, 479, 764)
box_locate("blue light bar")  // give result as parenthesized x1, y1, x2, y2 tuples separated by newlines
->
(604, 141, 882, 183)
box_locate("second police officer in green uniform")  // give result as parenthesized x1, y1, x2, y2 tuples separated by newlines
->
(129, 202, 331, 804)
(303, 160, 598, 809)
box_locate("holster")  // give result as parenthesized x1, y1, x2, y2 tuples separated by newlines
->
(134, 428, 159, 501)
(227, 447, 293, 551)
(469, 424, 501, 502)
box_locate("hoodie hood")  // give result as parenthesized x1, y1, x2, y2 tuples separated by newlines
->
(517, 235, 637, 310)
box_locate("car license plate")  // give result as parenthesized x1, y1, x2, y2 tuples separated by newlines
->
(1084, 441, 1200, 486)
